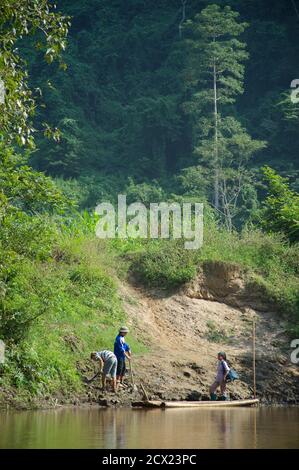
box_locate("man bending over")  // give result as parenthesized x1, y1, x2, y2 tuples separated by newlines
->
(90, 350, 118, 392)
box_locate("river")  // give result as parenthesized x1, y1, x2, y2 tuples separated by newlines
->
(0, 406, 298, 448)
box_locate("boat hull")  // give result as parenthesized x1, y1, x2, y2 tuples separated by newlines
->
(132, 399, 259, 409)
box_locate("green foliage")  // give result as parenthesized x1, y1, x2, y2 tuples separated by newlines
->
(0, 213, 57, 260)
(0, 142, 144, 403)
(201, 226, 299, 323)
(0, 0, 299, 406)
(195, 117, 266, 228)
(0, 255, 56, 342)
(183, 5, 265, 227)
(125, 178, 165, 206)
(261, 166, 299, 242)
(184, 4, 249, 106)
(14, 0, 297, 213)
(175, 166, 209, 199)
(55, 174, 126, 210)
(130, 240, 197, 288)
(113, 222, 299, 329)
(0, 144, 71, 343)
(0, 234, 145, 402)
(0, 143, 68, 217)
(206, 320, 231, 344)
(39, 118, 84, 177)
(29, 0, 185, 178)
(0, 0, 69, 146)
(0, 142, 70, 347)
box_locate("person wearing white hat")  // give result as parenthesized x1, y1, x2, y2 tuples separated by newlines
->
(114, 326, 131, 386)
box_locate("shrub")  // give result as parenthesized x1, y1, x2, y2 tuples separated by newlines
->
(130, 240, 197, 288)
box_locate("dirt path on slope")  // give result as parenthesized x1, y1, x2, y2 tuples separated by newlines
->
(117, 281, 299, 404)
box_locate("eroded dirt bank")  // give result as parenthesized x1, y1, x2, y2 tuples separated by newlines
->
(83, 262, 299, 407)
(5, 263, 295, 410)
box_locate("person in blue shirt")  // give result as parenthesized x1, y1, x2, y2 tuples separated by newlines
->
(114, 326, 131, 386)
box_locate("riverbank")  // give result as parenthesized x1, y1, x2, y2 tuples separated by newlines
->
(1, 273, 299, 410)
(70, 274, 299, 409)
(1, 228, 298, 410)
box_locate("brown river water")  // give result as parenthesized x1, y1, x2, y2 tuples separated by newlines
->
(0, 406, 298, 449)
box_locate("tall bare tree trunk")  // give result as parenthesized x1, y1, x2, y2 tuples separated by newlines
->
(213, 59, 219, 210)
(179, 0, 187, 39)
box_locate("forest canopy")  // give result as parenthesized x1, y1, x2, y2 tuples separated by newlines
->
(2, 0, 293, 231)
(0, 0, 298, 235)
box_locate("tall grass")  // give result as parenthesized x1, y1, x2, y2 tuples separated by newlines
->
(110, 221, 299, 334)
(0, 215, 145, 406)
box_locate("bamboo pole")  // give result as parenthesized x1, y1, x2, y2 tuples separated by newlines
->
(253, 321, 256, 399)
(140, 383, 150, 402)
(129, 360, 138, 391)
(129, 360, 135, 386)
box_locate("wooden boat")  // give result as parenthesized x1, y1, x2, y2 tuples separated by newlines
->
(132, 398, 259, 409)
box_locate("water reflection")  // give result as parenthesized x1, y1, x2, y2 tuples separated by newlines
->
(0, 407, 298, 449)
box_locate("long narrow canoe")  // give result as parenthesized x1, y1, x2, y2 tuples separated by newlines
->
(132, 399, 259, 409)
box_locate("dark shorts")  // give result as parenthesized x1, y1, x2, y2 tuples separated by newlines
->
(116, 358, 126, 377)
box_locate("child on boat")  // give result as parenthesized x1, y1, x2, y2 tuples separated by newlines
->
(210, 352, 230, 401)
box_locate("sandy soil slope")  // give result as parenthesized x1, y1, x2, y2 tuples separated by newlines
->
(115, 278, 298, 404)
(83, 262, 298, 406)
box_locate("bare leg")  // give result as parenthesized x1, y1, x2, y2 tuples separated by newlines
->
(102, 374, 106, 391)
(210, 381, 219, 394)
(220, 380, 226, 395)
(117, 376, 126, 389)
(112, 378, 117, 392)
